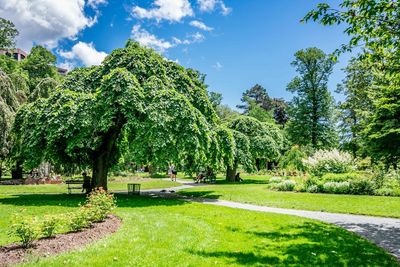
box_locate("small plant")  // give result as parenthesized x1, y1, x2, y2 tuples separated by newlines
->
(40, 215, 59, 238)
(273, 180, 296, 191)
(9, 215, 39, 248)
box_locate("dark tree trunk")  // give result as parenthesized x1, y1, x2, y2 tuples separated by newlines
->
(255, 158, 261, 171)
(11, 160, 23, 180)
(91, 115, 125, 191)
(226, 161, 238, 182)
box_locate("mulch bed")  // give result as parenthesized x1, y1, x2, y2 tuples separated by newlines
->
(0, 215, 121, 267)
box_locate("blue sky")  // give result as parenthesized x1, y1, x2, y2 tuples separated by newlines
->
(0, 0, 353, 108)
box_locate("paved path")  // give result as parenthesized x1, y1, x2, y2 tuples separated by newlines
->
(140, 179, 400, 259)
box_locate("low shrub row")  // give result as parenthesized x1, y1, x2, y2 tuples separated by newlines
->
(266, 171, 400, 196)
(9, 188, 116, 248)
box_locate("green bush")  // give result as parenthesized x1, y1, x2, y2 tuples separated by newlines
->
(322, 181, 351, 194)
(68, 210, 91, 232)
(268, 177, 283, 184)
(321, 172, 364, 182)
(306, 184, 320, 193)
(279, 145, 307, 174)
(374, 187, 396, 196)
(85, 188, 117, 222)
(273, 180, 296, 191)
(40, 215, 59, 238)
(349, 178, 374, 195)
(9, 215, 39, 248)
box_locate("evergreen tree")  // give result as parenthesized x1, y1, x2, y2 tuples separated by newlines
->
(286, 47, 337, 149)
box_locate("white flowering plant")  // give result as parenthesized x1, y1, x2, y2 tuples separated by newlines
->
(303, 149, 353, 176)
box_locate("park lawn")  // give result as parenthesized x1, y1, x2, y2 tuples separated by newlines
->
(0, 179, 179, 195)
(0, 194, 397, 266)
(178, 183, 400, 218)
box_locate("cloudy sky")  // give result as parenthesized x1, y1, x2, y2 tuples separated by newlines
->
(0, 0, 352, 107)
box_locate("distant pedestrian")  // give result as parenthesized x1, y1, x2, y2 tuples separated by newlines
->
(82, 172, 92, 194)
(169, 165, 177, 181)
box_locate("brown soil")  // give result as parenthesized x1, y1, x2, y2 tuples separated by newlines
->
(0, 215, 121, 267)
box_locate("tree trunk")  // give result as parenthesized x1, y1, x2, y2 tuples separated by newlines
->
(0, 161, 2, 180)
(91, 115, 125, 190)
(92, 152, 110, 190)
(11, 160, 23, 180)
(226, 161, 238, 182)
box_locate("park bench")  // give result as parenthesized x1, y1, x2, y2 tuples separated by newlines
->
(204, 175, 216, 184)
(65, 180, 84, 194)
(128, 183, 141, 195)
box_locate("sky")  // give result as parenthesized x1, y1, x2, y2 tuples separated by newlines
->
(0, 0, 354, 108)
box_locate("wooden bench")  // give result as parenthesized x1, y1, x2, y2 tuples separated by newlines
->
(127, 183, 141, 195)
(204, 175, 216, 184)
(65, 180, 84, 194)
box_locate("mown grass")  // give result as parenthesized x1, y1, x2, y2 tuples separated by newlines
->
(0, 194, 397, 266)
(178, 176, 400, 218)
(0, 178, 179, 195)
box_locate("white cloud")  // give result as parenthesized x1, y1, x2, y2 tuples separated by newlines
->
(58, 62, 75, 71)
(197, 0, 231, 15)
(132, 0, 193, 22)
(212, 61, 222, 70)
(0, 0, 100, 51)
(191, 32, 205, 42)
(131, 25, 173, 52)
(59, 41, 108, 66)
(189, 20, 213, 31)
(87, 0, 107, 9)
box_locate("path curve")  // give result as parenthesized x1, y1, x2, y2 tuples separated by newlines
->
(139, 179, 400, 259)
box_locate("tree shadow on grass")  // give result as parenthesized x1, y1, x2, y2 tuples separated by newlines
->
(0, 193, 187, 209)
(215, 179, 269, 185)
(177, 190, 222, 200)
(189, 222, 398, 266)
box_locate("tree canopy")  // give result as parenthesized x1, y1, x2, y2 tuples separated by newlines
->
(14, 41, 226, 189)
(0, 17, 18, 49)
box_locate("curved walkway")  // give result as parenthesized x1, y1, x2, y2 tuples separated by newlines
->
(140, 179, 400, 259)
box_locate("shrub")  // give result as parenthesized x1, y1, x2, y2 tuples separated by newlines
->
(85, 187, 116, 222)
(273, 180, 296, 191)
(40, 215, 59, 238)
(303, 149, 353, 176)
(349, 178, 374, 195)
(374, 187, 396, 196)
(321, 172, 364, 182)
(306, 185, 320, 193)
(268, 177, 282, 184)
(9, 215, 39, 248)
(279, 145, 307, 174)
(68, 210, 91, 232)
(322, 181, 351, 194)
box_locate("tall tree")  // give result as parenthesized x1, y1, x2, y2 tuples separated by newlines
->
(336, 58, 373, 157)
(237, 84, 273, 112)
(305, 0, 400, 167)
(286, 47, 337, 149)
(21, 45, 58, 91)
(208, 91, 223, 108)
(237, 84, 288, 126)
(13, 42, 229, 189)
(0, 18, 18, 49)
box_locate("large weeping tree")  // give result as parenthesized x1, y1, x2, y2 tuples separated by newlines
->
(13, 41, 225, 189)
(225, 116, 284, 181)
